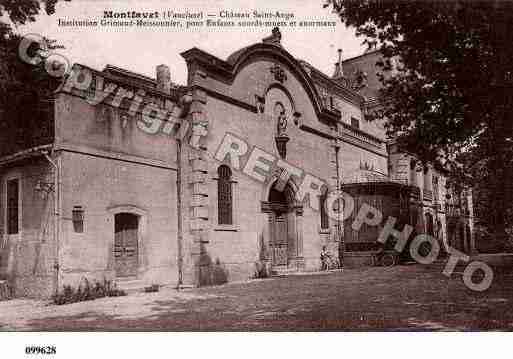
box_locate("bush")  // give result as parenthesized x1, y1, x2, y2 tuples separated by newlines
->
(52, 278, 126, 305)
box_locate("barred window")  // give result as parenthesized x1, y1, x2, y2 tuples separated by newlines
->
(217, 165, 233, 225)
(320, 191, 329, 230)
(7, 179, 19, 234)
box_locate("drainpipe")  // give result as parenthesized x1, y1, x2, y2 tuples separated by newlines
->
(41, 150, 60, 295)
(334, 143, 344, 267)
(176, 138, 183, 289)
(175, 93, 192, 289)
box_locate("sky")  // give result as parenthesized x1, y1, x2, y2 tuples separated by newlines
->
(12, 0, 366, 85)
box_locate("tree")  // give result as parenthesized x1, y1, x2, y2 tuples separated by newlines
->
(0, 0, 65, 26)
(325, 0, 513, 242)
(0, 1, 70, 155)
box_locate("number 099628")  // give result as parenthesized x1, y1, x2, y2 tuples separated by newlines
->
(25, 346, 56, 355)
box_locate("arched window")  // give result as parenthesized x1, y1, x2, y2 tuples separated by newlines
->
(320, 191, 329, 230)
(217, 165, 233, 225)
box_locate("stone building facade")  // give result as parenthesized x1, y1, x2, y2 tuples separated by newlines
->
(0, 29, 474, 298)
(343, 49, 475, 256)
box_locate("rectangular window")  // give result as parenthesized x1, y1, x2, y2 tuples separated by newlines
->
(7, 179, 19, 234)
(72, 206, 84, 233)
(351, 117, 360, 129)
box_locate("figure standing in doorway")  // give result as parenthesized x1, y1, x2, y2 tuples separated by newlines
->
(320, 246, 329, 271)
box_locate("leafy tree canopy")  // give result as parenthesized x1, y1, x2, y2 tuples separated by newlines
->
(0, 0, 66, 25)
(325, 0, 513, 240)
(0, 0, 70, 155)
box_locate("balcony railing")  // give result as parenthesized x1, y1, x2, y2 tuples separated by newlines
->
(423, 189, 433, 201)
(339, 121, 383, 148)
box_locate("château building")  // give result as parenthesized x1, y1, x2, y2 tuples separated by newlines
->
(0, 28, 474, 298)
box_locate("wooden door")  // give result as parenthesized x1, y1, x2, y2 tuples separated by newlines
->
(272, 213, 288, 266)
(114, 213, 139, 278)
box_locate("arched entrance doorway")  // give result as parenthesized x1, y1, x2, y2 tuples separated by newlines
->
(268, 186, 290, 266)
(261, 181, 304, 271)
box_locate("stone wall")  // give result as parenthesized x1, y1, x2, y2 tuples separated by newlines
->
(0, 159, 56, 298)
(53, 85, 181, 291)
(58, 150, 179, 290)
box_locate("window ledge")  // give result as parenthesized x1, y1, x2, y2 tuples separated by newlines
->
(214, 225, 239, 232)
(319, 228, 331, 234)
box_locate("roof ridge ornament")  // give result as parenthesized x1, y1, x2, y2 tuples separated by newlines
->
(262, 27, 282, 47)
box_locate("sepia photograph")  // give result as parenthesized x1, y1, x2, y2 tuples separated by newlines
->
(1, 0, 513, 355)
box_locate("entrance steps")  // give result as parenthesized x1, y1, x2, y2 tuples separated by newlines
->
(115, 278, 148, 294)
(271, 265, 301, 276)
(116, 278, 185, 293)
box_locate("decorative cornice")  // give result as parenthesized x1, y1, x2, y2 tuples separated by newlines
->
(0, 144, 53, 166)
(341, 181, 419, 195)
(55, 143, 177, 171)
(181, 43, 341, 124)
(338, 121, 383, 146)
(55, 63, 185, 102)
(299, 124, 334, 140)
(298, 124, 387, 158)
(191, 85, 257, 113)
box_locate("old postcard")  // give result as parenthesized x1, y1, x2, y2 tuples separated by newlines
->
(1, 0, 512, 357)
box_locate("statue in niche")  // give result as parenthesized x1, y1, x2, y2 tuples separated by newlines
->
(274, 102, 287, 136)
(255, 95, 266, 114)
(274, 102, 289, 159)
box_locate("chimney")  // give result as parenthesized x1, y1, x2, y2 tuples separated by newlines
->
(364, 43, 377, 53)
(156, 64, 171, 94)
(333, 48, 344, 79)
